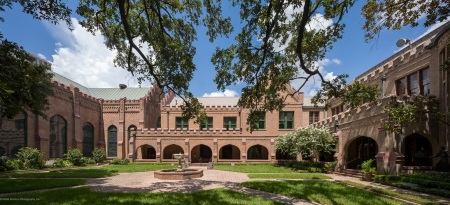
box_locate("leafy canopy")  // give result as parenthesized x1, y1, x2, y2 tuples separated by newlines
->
(275, 126, 335, 161)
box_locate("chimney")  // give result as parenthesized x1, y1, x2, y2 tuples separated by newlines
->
(119, 84, 127, 89)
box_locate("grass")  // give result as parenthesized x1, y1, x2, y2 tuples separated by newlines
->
(248, 173, 331, 179)
(0, 179, 86, 193)
(3, 187, 283, 205)
(239, 180, 407, 205)
(336, 180, 437, 205)
(0, 168, 118, 178)
(214, 164, 298, 173)
(100, 163, 176, 173)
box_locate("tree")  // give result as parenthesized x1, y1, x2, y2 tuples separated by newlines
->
(0, 0, 72, 119)
(275, 126, 335, 162)
(0, 38, 54, 119)
(75, 0, 233, 123)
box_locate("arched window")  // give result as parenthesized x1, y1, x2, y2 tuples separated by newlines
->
(128, 125, 137, 140)
(82, 123, 94, 157)
(107, 125, 117, 157)
(50, 115, 67, 158)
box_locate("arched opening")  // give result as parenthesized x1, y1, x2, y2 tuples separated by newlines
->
(403, 133, 432, 166)
(346, 136, 378, 169)
(50, 115, 67, 158)
(11, 145, 22, 157)
(127, 125, 137, 140)
(163, 144, 184, 159)
(107, 125, 117, 157)
(219, 144, 241, 160)
(276, 149, 296, 160)
(138, 144, 156, 159)
(0, 112, 27, 158)
(247, 145, 269, 160)
(191, 144, 212, 163)
(82, 123, 94, 157)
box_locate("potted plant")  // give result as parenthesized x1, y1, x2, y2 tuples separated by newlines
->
(324, 161, 337, 173)
(361, 159, 376, 181)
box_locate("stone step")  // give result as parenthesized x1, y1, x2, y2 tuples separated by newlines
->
(333, 169, 363, 178)
(190, 163, 209, 167)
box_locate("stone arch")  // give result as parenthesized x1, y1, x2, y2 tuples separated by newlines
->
(346, 136, 378, 169)
(163, 144, 184, 159)
(49, 115, 67, 158)
(219, 144, 241, 160)
(82, 122, 94, 157)
(137, 144, 156, 159)
(107, 125, 117, 157)
(403, 133, 432, 166)
(190, 144, 212, 163)
(247, 144, 269, 160)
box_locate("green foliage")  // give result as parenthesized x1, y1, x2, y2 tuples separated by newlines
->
(275, 126, 335, 161)
(361, 159, 376, 175)
(383, 95, 446, 133)
(92, 148, 106, 163)
(65, 148, 84, 166)
(81, 157, 96, 165)
(362, 0, 450, 41)
(247, 173, 331, 179)
(15, 147, 45, 169)
(0, 38, 54, 119)
(52, 158, 66, 168)
(0, 178, 87, 193)
(277, 161, 326, 173)
(111, 158, 130, 165)
(5, 159, 23, 170)
(76, 0, 232, 123)
(0, 156, 8, 171)
(375, 174, 450, 198)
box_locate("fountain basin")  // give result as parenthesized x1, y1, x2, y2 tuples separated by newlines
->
(154, 169, 203, 180)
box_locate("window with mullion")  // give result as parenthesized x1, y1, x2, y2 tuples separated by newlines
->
(279, 111, 294, 129)
(420, 68, 430, 95)
(200, 117, 213, 130)
(223, 117, 237, 130)
(254, 112, 265, 129)
(176, 117, 189, 129)
(396, 78, 407, 95)
(408, 73, 418, 95)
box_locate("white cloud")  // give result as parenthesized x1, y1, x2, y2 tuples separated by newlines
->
(45, 18, 148, 88)
(202, 89, 238, 97)
(37, 53, 47, 60)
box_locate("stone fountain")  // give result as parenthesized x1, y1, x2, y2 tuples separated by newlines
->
(154, 153, 203, 180)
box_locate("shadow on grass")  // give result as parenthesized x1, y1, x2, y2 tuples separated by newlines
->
(2, 168, 118, 178)
(4, 187, 281, 205)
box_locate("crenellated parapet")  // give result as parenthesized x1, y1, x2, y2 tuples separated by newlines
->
(135, 127, 243, 136)
(103, 100, 121, 113)
(51, 81, 73, 102)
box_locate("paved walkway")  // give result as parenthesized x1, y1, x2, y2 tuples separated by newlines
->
(2, 167, 450, 205)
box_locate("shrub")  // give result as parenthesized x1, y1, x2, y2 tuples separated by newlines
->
(52, 158, 66, 168)
(6, 159, 23, 170)
(63, 160, 73, 167)
(65, 148, 84, 166)
(0, 156, 8, 171)
(111, 158, 130, 165)
(92, 148, 106, 163)
(81, 157, 96, 165)
(361, 159, 376, 174)
(15, 147, 45, 169)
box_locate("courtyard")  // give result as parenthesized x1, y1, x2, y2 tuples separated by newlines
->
(1, 163, 449, 205)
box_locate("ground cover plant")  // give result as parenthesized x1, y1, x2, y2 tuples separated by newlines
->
(0, 179, 86, 193)
(248, 173, 331, 179)
(0, 168, 117, 178)
(100, 163, 176, 173)
(240, 180, 407, 205)
(277, 161, 327, 173)
(3, 187, 282, 205)
(374, 174, 450, 198)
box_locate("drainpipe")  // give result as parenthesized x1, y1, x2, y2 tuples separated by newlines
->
(381, 74, 387, 97)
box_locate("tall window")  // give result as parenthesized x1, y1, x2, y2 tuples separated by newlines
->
(107, 125, 117, 157)
(50, 115, 67, 158)
(200, 117, 213, 130)
(254, 112, 266, 130)
(396, 78, 407, 95)
(156, 116, 161, 128)
(420, 68, 430, 95)
(331, 105, 344, 116)
(309, 111, 319, 124)
(176, 117, 189, 129)
(408, 73, 418, 95)
(279, 111, 294, 129)
(82, 123, 94, 157)
(223, 117, 237, 130)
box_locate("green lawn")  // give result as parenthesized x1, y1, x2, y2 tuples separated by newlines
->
(214, 164, 298, 173)
(0, 179, 86, 193)
(101, 163, 177, 173)
(240, 180, 407, 205)
(1, 168, 117, 178)
(3, 187, 282, 205)
(248, 173, 331, 179)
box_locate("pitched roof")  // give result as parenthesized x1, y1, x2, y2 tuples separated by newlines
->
(303, 96, 324, 108)
(168, 97, 239, 107)
(51, 71, 150, 100)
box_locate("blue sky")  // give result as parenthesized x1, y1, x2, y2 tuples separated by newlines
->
(0, 1, 446, 97)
